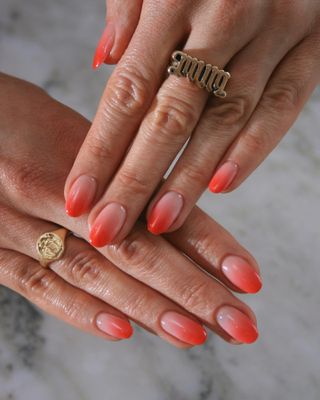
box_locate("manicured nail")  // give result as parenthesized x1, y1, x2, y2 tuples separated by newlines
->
(221, 256, 262, 293)
(209, 161, 239, 193)
(96, 313, 133, 339)
(160, 311, 207, 346)
(65, 175, 97, 217)
(216, 306, 258, 344)
(89, 203, 126, 247)
(92, 21, 115, 69)
(148, 191, 184, 235)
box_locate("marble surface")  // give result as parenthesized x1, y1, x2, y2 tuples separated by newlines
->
(0, 1, 320, 399)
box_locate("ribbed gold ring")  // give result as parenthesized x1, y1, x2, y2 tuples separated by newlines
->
(36, 228, 69, 268)
(167, 50, 231, 98)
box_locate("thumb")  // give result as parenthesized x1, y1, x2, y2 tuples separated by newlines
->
(93, 0, 143, 68)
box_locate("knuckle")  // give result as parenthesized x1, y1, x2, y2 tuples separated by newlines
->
(179, 163, 209, 187)
(19, 266, 58, 297)
(86, 133, 114, 161)
(148, 95, 196, 145)
(263, 81, 301, 110)
(61, 250, 103, 288)
(117, 169, 150, 196)
(241, 130, 271, 153)
(180, 280, 213, 311)
(105, 67, 149, 118)
(208, 95, 252, 128)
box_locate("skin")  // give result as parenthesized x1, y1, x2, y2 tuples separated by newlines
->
(65, 0, 320, 245)
(0, 73, 260, 347)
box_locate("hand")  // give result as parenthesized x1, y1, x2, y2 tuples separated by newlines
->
(0, 73, 261, 346)
(64, 0, 320, 247)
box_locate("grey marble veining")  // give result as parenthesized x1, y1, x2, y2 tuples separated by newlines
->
(0, 1, 320, 399)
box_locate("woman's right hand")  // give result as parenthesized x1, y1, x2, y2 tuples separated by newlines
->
(0, 73, 261, 346)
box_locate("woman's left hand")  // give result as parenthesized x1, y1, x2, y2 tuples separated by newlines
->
(64, 0, 320, 247)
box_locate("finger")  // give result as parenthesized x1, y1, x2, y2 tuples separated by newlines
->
(0, 206, 207, 348)
(210, 32, 320, 192)
(93, 0, 144, 67)
(165, 206, 262, 295)
(64, 4, 188, 216)
(0, 248, 129, 342)
(146, 19, 309, 234)
(88, 14, 259, 247)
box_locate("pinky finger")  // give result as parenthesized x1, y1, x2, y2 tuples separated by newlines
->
(0, 248, 133, 341)
(209, 32, 320, 193)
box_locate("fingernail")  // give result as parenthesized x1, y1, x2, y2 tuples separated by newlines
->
(216, 306, 258, 344)
(96, 313, 133, 339)
(221, 256, 262, 293)
(89, 203, 126, 247)
(209, 161, 239, 193)
(65, 175, 97, 217)
(160, 311, 207, 346)
(148, 191, 184, 235)
(92, 21, 115, 69)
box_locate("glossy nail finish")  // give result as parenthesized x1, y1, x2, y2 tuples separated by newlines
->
(65, 175, 97, 217)
(148, 191, 184, 235)
(209, 161, 239, 193)
(216, 306, 258, 344)
(96, 313, 133, 339)
(89, 203, 126, 247)
(221, 256, 262, 293)
(92, 22, 115, 69)
(160, 311, 207, 345)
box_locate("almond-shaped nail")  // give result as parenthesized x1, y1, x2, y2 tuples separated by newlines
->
(65, 175, 97, 217)
(216, 306, 258, 344)
(221, 256, 262, 293)
(160, 311, 207, 345)
(148, 191, 184, 235)
(89, 203, 126, 247)
(209, 161, 239, 193)
(96, 313, 133, 339)
(92, 22, 115, 69)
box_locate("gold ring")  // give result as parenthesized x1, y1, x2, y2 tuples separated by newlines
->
(167, 50, 231, 98)
(36, 228, 69, 268)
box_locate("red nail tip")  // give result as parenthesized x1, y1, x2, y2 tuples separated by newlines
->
(221, 256, 262, 294)
(92, 22, 115, 69)
(65, 175, 97, 218)
(216, 306, 258, 344)
(209, 161, 239, 193)
(96, 313, 133, 339)
(147, 191, 184, 235)
(89, 203, 126, 247)
(160, 311, 207, 346)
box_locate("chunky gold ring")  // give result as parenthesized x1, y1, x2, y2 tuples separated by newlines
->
(36, 228, 69, 268)
(167, 50, 231, 98)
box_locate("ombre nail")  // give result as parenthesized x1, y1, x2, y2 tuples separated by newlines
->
(96, 313, 133, 339)
(209, 161, 239, 193)
(160, 311, 207, 345)
(92, 21, 115, 69)
(65, 175, 97, 217)
(148, 191, 184, 235)
(221, 255, 262, 293)
(89, 202, 126, 247)
(216, 306, 258, 344)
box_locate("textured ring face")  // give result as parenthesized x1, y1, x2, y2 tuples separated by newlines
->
(167, 50, 231, 98)
(36, 232, 65, 266)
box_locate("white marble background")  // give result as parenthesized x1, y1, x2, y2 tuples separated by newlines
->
(0, 1, 319, 399)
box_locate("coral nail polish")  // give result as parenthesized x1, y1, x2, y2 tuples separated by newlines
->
(160, 311, 207, 345)
(65, 175, 97, 217)
(89, 203, 126, 247)
(92, 22, 115, 69)
(221, 256, 262, 293)
(148, 191, 184, 235)
(209, 161, 239, 193)
(216, 306, 258, 344)
(96, 313, 133, 339)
